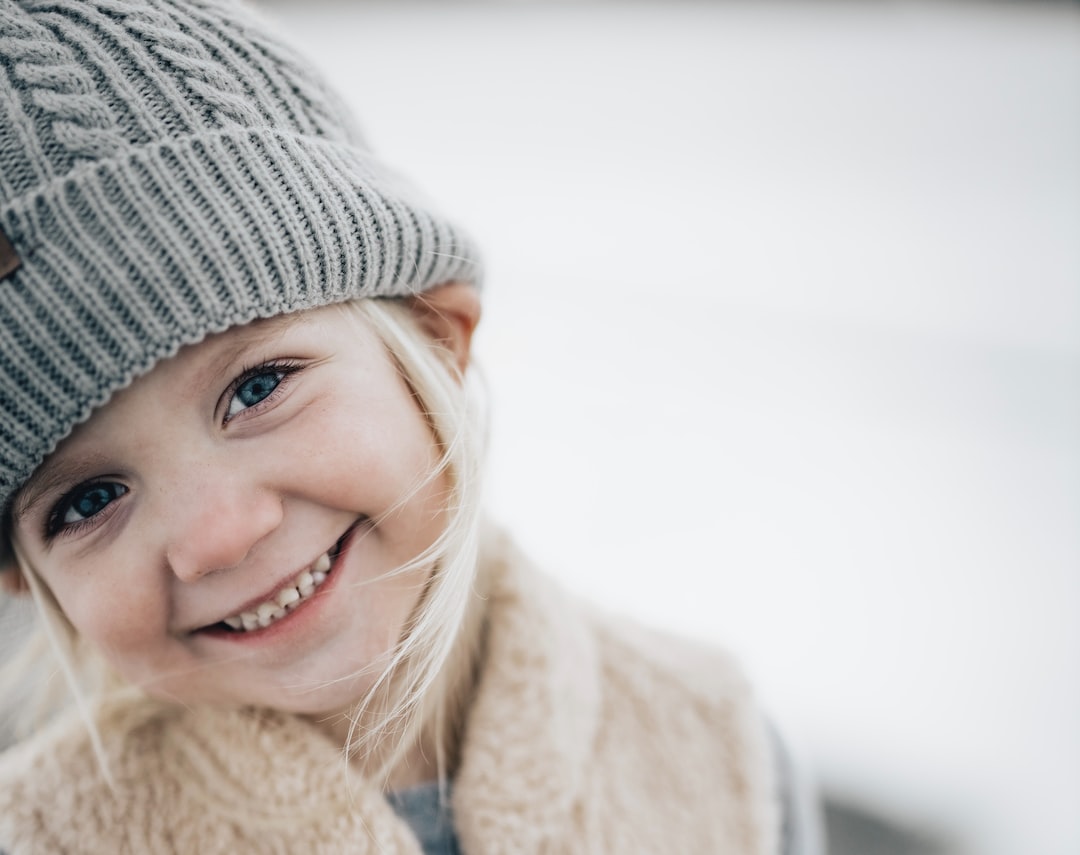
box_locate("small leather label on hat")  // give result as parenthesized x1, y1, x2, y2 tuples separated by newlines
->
(0, 226, 20, 281)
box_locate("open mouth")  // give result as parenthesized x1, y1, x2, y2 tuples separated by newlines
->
(205, 524, 357, 635)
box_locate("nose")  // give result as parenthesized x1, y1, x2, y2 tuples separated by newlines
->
(163, 471, 283, 583)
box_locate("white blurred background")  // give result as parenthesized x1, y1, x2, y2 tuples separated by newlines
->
(256, 1, 1079, 853)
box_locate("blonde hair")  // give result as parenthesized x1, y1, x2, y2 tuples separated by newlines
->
(0, 295, 488, 788)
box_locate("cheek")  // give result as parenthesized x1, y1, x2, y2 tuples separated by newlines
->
(301, 385, 442, 509)
(47, 573, 191, 694)
(355, 566, 430, 652)
(45, 567, 166, 651)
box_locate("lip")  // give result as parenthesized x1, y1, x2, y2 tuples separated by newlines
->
(193, 519, 364, 640)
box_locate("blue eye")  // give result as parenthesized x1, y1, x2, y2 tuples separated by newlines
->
(51, 482, 128, 534)
(227, 370, 285, 419)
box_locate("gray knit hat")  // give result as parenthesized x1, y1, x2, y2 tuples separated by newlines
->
(0, 0, 481, 522)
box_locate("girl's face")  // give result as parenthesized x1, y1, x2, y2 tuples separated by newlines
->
(11, 302, 456, 715)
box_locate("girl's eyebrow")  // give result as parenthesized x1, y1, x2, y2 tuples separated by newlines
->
(198, 314, 304, 377)
(13, 455, 110, 526)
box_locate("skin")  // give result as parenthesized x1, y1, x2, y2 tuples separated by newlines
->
(7, 283, 480, 782)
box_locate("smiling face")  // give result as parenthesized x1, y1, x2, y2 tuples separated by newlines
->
(11, 300, 461, 716)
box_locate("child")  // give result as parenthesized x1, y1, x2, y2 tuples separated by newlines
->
(0, 1, 790, 851)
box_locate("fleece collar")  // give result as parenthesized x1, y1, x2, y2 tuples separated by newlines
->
(452, 537, 602, 851)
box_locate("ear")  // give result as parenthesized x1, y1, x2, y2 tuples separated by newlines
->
(0, 569, 29, 595)
(0, 535, 28, 595)
(0, 543, 29, 595)
(406, 281, 482, 376)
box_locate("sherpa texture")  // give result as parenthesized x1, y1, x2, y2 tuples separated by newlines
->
(0, 532, 779, 854)
(0, 0, 480, 515)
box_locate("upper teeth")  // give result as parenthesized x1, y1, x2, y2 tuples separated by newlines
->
(223, 551, 332, 632)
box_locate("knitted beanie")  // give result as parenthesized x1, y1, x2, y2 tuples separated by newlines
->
(0, 0, 481, 521)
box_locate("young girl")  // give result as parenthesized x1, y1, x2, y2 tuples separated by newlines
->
(0, 1, 790, 851)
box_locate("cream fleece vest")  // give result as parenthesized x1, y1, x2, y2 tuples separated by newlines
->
(0, 535, 778, 854)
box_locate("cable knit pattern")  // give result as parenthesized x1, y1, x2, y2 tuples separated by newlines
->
(0, 0, 480, 517)
(0, 533, 779, 854)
